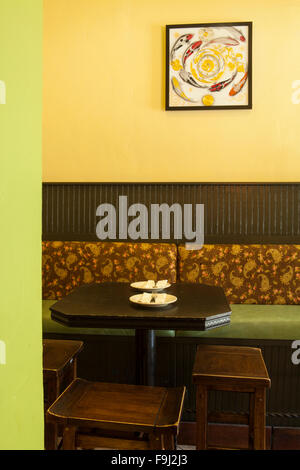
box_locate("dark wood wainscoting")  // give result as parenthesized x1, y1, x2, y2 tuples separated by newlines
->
(43, 182, 300, 243)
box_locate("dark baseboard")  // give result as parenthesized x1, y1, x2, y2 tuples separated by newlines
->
(177, 422, 300, 450)
(272, 427, 300, 450)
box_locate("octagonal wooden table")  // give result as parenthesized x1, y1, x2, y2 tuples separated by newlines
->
(50, 282, 231, 386)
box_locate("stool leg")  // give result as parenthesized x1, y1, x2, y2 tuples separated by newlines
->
(249, 393, 255, 449)
(63, 426, 77, 450)
(252, 388, 266, 450)
(149, 432, 164, 450)
(196, 385, 208, 450)
(162, 431, 175, 450)
(45, 422, 57, 450)
(44, 376, 59, 450)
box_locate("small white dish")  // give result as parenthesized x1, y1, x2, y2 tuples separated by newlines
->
(129, 293, 177, 308)
(130, 281, 171, 292)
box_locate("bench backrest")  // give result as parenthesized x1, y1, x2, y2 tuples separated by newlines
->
(42, 241, 177, 299)
(178, 244, 300, 304)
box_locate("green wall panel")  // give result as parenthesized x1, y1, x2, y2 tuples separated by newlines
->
(0, 0, 43, 449)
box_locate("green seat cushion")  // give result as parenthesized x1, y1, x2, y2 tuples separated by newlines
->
(42, 300, 175, 337)
(175, 304, 300, 340)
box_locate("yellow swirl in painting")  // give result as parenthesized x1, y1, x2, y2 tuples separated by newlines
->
(192, 47, 226, 84)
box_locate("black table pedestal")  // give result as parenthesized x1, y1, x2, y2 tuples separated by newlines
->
(135, 329, 156, 386)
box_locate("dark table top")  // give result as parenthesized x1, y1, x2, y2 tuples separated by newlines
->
(50, 283, 231, 331)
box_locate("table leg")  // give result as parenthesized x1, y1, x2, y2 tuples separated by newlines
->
(135, 329, 156, 386)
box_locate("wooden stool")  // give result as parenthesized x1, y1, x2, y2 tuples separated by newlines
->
(192, 345, 271, 450)
(43, 339, 84, 450)
(47, 378, 186, 450)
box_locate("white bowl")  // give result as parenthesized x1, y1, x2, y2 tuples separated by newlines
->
(129, 293, 177, 308)
(130, 281, 171, 292)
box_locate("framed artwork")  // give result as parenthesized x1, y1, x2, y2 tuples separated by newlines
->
(166, 22, 252, 110)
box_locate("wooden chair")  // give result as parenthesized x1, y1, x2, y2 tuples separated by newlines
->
(43, 339, 84, 450)
(46, 378, 186, 450)
(192, 345, 271, 450)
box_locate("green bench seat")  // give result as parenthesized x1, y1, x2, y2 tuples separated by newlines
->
(176, 304, 300, 340)
(43, 301, 300, 341)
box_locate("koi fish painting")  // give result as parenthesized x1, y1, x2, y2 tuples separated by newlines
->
(166, 22, 252, 110)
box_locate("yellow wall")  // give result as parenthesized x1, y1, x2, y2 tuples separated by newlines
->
(43, 0, 300, 182)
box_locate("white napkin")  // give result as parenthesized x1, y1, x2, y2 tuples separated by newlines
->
(154, 293, 167, 304)
(143, 280, 155, 289)
(140, 292, 153, 303)
(156, 280, 168, 288)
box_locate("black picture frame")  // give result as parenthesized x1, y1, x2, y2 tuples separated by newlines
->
(166, 22, 252, 111)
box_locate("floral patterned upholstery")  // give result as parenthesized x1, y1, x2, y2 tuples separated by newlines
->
(178, 244, 300, 304)
(42, 241, 177, 299)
